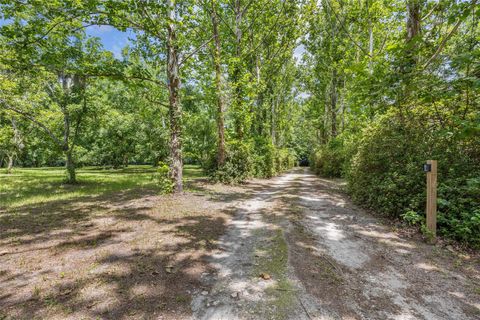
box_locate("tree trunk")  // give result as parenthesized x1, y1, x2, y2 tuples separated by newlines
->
(62, 115, 76, 184)
(406, 0, 422, 67)
(323, 87, 329, 143)
(233, 0, 244, 138)
(367, 0, 374, 74)
(330, 69, 338, 138)
(7, 154, 14, 174)
(254, 54, 263, 136)
(167, 0, 183, 193)
(368, 25, 374, 73)
(341, 79, 346, 132)
(59, 72, 78, 184)
(211, 0, 226, 167)
(406, 0, 421, 42)
(271, 95, 277, 145)
(65, 149, 76, 183)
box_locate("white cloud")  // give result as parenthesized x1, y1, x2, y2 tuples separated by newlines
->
(111, 45, 123, 59)
(294, 44, 305, 63)
(88, 25, 114, 35)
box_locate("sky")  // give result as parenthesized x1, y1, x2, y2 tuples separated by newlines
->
(84, 25, 134, 59)
(0, 19, 133, 59)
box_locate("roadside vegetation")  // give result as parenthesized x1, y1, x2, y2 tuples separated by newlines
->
(307, 1, 479, 247)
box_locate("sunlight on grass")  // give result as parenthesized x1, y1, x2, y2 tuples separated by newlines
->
(0, 165, 204, 209)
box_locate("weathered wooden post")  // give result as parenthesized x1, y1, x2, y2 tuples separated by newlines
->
(424, 160, 437, 239)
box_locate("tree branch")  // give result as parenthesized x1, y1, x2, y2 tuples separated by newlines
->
(1, 100, 63, 148)
(422, 0, 477, 69)
(324, 0, 372, 58)
(179, 35, 215, 66)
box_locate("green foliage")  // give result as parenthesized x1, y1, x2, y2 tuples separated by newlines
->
(209, 140, 254, 184)
(252, 139, 296, 178)
(344, 110, 480, 246)
(303, 0, 479, 246)
(437, 178, 480, 244)
(156, 162, 174, 194)
(1, 0, 479, 248)
(401, 210, 424, 226)
(209, 138, 296, 184)
(346, 113, 426, 217)
(274, 148, 296, 175)
(310, 137, 346, 178)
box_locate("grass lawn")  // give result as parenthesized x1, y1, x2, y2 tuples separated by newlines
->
(0, 164, 205, 209)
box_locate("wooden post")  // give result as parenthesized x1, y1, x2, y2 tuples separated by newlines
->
(426, 160, 437, 238)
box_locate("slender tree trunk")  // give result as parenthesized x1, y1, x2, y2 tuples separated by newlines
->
(11, 117, 24, 152)
(233, 0, 244, 138)
(63, 114, 75, 183)
(406, 0, 421, 42)
(323, 87, 329, 143)
(210, 0, 226, 166)
(368, 25, 374, 73)
(62, 111, 76, 184)
(59, 72, 78, 184)
(271, 96, 276, 145)
(340, 80, 345, 132)
(7, 154, 14, 174)
(330, 69, 338, 138)
(399, 0, 422, 113)
(406, 0, 422, 67)
(367, 0, 374, 74)
(254, 54, 263, 136)
(65, 149, 76, 183)
(167, 0, 183, 193)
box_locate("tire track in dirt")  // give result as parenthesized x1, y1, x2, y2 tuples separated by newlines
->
(287, 168, 480, 320)
(191, 173, 319, 319)
(192, 168, 480, 320)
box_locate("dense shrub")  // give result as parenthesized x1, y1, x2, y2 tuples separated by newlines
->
(210, 139, 254, 184)
(310, 137, 346, 178)
(208, 138, 296, 184)
(345, 110, 480, 246)
(157, 161, 174, 194)
(275, 148, 296, 174)
(252, 137, 276, 178)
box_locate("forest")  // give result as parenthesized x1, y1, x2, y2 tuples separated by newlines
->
(0, 0, 479, 319)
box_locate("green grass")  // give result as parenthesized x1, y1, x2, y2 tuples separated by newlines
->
(253, 228, 295, 319)
(0, 165, 205, 210)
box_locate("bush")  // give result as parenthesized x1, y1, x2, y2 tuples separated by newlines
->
(345, 109, 480, 246)
(157, 161, 174, 194)
(208, 138, 296, 183)
(275, 148, 296, 173)
(209, 139, 255, 184)
(252, 137, 276, 178)
(310, 136, 347, 178)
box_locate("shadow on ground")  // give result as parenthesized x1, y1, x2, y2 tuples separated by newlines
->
(0, 178, 248, 319)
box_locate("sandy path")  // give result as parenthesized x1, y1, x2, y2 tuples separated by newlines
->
(191, 168, 480, 320)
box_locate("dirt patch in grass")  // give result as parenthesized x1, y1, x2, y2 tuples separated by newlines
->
(0, 180, 241, 320)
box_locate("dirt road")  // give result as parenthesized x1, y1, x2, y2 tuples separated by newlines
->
(1, 168, 478, 319)
(191, 168, 480, 320)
